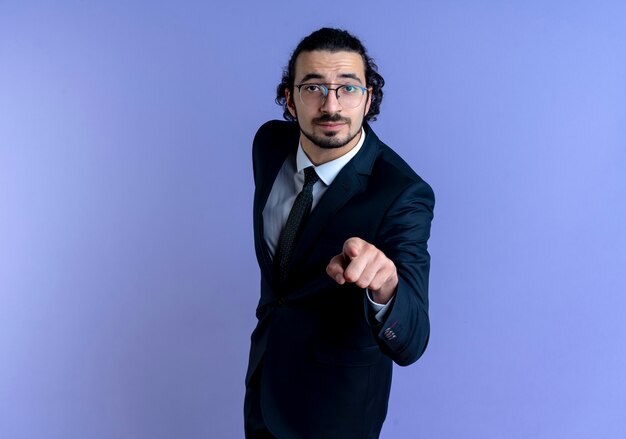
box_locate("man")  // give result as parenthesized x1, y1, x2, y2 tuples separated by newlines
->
(245, 28, 435, 439)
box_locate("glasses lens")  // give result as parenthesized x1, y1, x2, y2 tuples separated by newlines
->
(299, 84, 326, 107)
(337, 85, 365, 109)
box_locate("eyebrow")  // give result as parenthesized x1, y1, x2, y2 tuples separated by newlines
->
(338, 73, 363, 84)
(298, 72, 364, 84)
(299, 73, 324, 83)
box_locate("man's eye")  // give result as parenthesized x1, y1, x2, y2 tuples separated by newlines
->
(343, 85, 358, 93)
(304, 85, 321, 93)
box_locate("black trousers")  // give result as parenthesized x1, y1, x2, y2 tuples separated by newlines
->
(244, 364, 277, 439)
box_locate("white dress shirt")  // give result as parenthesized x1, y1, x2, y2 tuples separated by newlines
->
(262, 128, 393, 321)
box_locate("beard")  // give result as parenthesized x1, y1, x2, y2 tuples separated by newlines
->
(299, 114, 362, 150)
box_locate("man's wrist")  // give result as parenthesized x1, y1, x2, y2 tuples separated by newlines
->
(370, 275, 398, 304)
(366, 289, 394, 323)
(370, 290, 392, 305)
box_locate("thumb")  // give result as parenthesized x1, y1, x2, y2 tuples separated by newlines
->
(326, 253, 347, 284)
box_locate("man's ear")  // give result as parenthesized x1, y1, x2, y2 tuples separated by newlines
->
(286, 88, 297, 119)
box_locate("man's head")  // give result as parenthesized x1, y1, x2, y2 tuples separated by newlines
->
(276, 28, 385, 151)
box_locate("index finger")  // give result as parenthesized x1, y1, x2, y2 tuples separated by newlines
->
(343, 237, 364, 260)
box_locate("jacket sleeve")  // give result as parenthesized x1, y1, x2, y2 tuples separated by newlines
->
(365, 179, 435, 366)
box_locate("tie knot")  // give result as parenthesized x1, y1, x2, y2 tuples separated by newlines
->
(303, 166, 319, 187)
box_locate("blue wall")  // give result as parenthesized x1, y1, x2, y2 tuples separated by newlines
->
(1, 1, 625, 437)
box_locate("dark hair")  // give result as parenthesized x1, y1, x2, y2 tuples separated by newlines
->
(276, 28, 385, 122)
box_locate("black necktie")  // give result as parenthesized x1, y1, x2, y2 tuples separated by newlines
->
(275, 166, 320, 283)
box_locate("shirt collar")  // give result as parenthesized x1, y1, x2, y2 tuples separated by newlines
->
(296, 127, 366, 186)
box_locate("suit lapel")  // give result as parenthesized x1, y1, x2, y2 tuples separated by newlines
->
(253, 123, 299, 279)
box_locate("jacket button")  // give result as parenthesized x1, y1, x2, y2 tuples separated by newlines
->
(277, 297, 286, 306)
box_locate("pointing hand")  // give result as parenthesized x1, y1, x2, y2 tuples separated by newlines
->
(326, 237, 398, 304)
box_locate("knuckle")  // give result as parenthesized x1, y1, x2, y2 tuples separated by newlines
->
(381, 262, 391, 274)
(357, 273, 373, 288)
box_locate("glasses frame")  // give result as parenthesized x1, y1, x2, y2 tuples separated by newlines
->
(294, 83, 369, 109)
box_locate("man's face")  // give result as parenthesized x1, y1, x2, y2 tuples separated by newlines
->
(286, 50, 372, 150)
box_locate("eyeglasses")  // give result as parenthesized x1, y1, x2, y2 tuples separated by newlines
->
(295, 83, 369, 109)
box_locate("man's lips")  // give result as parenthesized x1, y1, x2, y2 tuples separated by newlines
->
(316, 122, 345, 129)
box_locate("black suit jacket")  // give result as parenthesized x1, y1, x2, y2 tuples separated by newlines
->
(246, 120, 435, 439)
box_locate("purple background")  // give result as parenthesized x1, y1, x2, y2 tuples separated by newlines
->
(1, 1, 625, 438)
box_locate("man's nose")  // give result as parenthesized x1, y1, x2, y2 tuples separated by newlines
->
(321, 90, 341, 113)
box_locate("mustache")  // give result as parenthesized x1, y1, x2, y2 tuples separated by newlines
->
(313, 114, 350, 124)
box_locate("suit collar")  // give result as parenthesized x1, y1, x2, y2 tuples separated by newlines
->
(351, 122, 379, 176)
